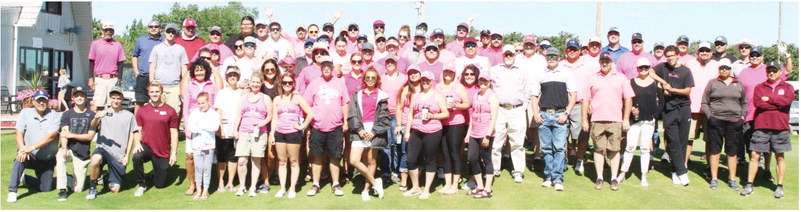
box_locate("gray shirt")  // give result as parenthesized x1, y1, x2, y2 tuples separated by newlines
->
(96, 109, 138, 162)
(15, 108, 61, 161)
(149, 42, 188, 87)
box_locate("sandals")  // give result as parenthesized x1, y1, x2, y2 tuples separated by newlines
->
(185, 186, 195, 195)
(398, 185, 408, 191)
(200, 194, 209, 200)
(466, 189, 483, 196)
(402, 189, 421, 196)
(226, 185, 235, 192)
(474, 190, 492, 199)
(192, 193, 201, 200)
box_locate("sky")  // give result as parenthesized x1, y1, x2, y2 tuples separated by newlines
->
(94, 1, 799, 49)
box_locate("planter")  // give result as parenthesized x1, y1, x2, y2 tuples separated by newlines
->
(21, 98, 33, 108)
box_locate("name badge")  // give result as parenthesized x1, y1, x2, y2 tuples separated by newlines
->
(778, 89, 785, 95)
(159, 111, 167, 116)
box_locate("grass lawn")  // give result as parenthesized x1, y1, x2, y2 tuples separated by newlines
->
(0, 132, 797, 210)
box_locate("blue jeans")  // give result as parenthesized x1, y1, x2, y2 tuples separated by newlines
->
(538, 111, 568, 183)
(383, 116, 408, 176)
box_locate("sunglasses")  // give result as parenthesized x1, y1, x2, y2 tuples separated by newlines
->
(244, 43, 256, 47)
(313, 51, 329, 56)
(463, 72, 476, 76)
(308, 30, 318, 34)
(398, 35, 409, 39)
(491, 36, 503, 40)
(632, 40, 643, 44)
(457, 27, 468, 32)
(464, 43, 478, 48)
(264, 68, 276, 73)
(425, 46, 438, 52)
(351, 60, 362, 64)
(374, 25, 385, 29)
(516, 50, 524, 53)
(767, 69, 781, 73)
(376, 38, 386, 43)
(699, 49, 712, 53)
(358, 40, 367, 43)
(348, 27, 359, 31)
(323, 27, 334, 32)
(715, 43, 726, 46)
(200, 56, 211, 61)
(546, 55, 558, 60)
(165, 30, 177, 34)
(281, 81, 294, 85)
(749, 53, 762, 57)
(270, 28, 281, 32)
(504, 53, 515, 58)
(638, 66, 650, 69)
(416, 26, 427, 30)
(364, 76, 378, 80)
(304, 44, 314, 48)
(210, 31, 222, 36)
(719, 66, 732, 70)
(739, 45, 751, 49)
(540, 45, 551, 49)
(235, 44, 244, 49)
(318, 37, 331, 42)
(148, 25, 161, 29)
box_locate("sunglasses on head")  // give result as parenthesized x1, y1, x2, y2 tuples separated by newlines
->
(244, 43, 256, 47)
(491, 36, 503, 40)
(374, 25, 385, 29)
(464, 43, 478, 48)
(148, 25, 161, 29)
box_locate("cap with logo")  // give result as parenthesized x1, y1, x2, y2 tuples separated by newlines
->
(255, 19, 269, 26)
(348, 23, 359, 30)
(637, 58, 651, 67)
(698, 42, 712, 50)
(539, 40, 552, 46)
(631, 32, 643, 41)
(304, 38, 315, 45)
(676, 35, 689, 43)
(424, 42, 438, 50)
(323, 22, 334, 30)
(109, 86, 124, 97)
(101, 20, 115, 30)
(320, 55, 334, 64)
(502, 45, 515, 54)
(599, 52, 613, 61)
(33, 89, 49, 100)
(457, 22, 469, 29)
(358, 34, 368, 40)
(589, 35, 601, 44)
(566, 39, 580, 49)
(524, 35, 537, 44)
(480, 29, 491, 36)
(464, 37, 477, 45)
(766, 61, 782, 69)
(182, 18, 196, 27)
(751, 46, 763, 55)
(72, 86, 86, 96)
(385, 54, 398, 63)
(386, 39, 399, 47)
(490, 30, 503, 37)
(608, 27, 619, 33)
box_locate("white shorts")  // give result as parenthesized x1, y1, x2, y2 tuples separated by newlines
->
(351, 122, 374, 148)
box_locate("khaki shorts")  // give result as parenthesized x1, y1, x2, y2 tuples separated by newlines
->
(689, 113, 707, 141)
(235, 132, 268, 157)
(92, 77, 118, 107)
(590, 122, 622, 152)
(162, 86, 182, 114)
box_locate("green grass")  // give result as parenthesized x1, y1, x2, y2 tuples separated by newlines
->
(0, 132, 797, 210)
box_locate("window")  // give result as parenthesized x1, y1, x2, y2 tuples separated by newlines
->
(41, 2, 62, 15)
(18, 47, 42, 82)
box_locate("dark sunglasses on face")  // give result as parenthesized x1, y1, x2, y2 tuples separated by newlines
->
(749, 53, 761, 57)
(767, 68, 781, 73)
(374, 25, 385, 29)
(491, 36, 502, 40)
(148, 25, 161, 29)
(457, 27, 468, 32)
(699, 49, 712, 53)
(165, 30, 177, 34)
(464, 43, 478, 48)
(739, 45, 751, 49)
(244, 43, 256, 47)
(715, 43, 726, 46)
(305, 44, 314, 48)
(719, 66, 731, 70)
(632, 40, 643, 44)
(376, 38, 386, 43)
(348, 27, 359, 31)
(270, 28, 281, 32)
(504, 53, 515, 58)
(351, 60, 362, 64)
(516, 50, 524, 53)
(281, 81, 294, 85)
(540, 45, 551, 49)
(264, 68, 276, 73)
(308, 30, 318, 34)
(235, 44, 244, 49)
(323, 28, 334, 32)
(200, 56, 211, 60)
(399, 35, 409, 39)
(210, 31, 222, 36)
(425, 46, 438, 52)
(463, 72, 475, 76)
(546, 55, 558, 60)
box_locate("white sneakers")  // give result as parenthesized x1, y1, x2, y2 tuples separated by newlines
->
(554, 183, 565, 191)
(373, 178, 384, 199)
(671, 173, 680, 185)
(287, 191, 297, 199)
(361, 191, 371, 201)
(133, 186, 146, 197)
(274, 189, 286, 198)
(6, 192, 17, 202)
(541, 180, 553, 187)
(678, 173, 690, 186)
(513, 173, 524, 183)
(641, 175, 649, 187)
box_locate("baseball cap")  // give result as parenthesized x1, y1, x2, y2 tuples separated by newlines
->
(244, 36, 258, 44)
(386, 39, 399, 47)
(348, 23, 359, 30)
(457, 22, 469, 29)
(424, 42, 438, 50)
(698, 42, 712, 50)
(407, 66, 421, 74)
(718, 58, 732, 68)
(431, 28, 445, 37)
(737, 39, 754, 48)
(71, 86, 86, 96)
(358, 34, 368, 40)
(751, 46, 763, 55)
(312, 42, 329, 52)
(545, 47, 560, 56)
(209, 26, 222, 33)
(599, 52, 613, 61)
(608, 27, 619, 33)
(225, 66, 240, 75)
(464, 37, 477, 45)
(654, 41, 665, 48)
(676, 35, 689, 43)
(539, 40, 552, 46)
(490, 30, 503, 37)
(417, 22, 428, 28)
(319, 55, 333, 64)
(631, 32, 643, 41)
(304, 38, 315, 45)
(373, 20, 385, 26)
(164, 23, 179, 33)
(442, 65, 455, 73)
(637, 58, 651, 67)
(502, 45, 515, 54)
(101, 20, 115, 30)
(296, 24, 306, 31)
(766, 61, 782, 69)
(477, 71, 491, 80)
(109, 86, 124, 97)
(385, 54, 398, 63)
(414, 29, 426, 38)
(420, 71, 435, 80)
(362, 42, 375, 51)
(714, 36, 728, 44)
(280, 55, 296, 65)
(480, 29, 491, 36)
(523, 35, 537, 44)
(589, 35, 601, 44)
(269, 21, 282, 28)
(182, 18, 196, 27)
(566, 39, 580, 49)
(322, 22, 334, 30)
(33, 89, 49, 100)
(255, 19, 268, 26)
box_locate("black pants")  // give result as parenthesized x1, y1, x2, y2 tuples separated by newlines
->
(706, 117, 743, 155)
(468, 137, 494, 176)
(738, 121, 756, 160)
(663, 106, 690, 175)
(132, 145, 171, 188)
(407, 129, 442, 171)
(441, 124, 467, 174)
(7, 158, 56, 192)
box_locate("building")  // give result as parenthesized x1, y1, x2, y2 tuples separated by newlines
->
(1, 1, 93, 97)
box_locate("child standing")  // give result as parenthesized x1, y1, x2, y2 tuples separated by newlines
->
(187, 92, 219, 200)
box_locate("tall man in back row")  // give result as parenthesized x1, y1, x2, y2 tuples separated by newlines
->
(88, 21, 126, 111)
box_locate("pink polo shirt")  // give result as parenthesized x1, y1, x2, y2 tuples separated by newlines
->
(445, 40, 466, 58)
(361, 89, 379, 122)
(416, 60, 445, 83)
(88, 39, 126, 75)
(478, 47, 504, 67)
(381, 72, 408, 115)
(192, 43, 234, 63)
(303, 77, 351, 132)
(296, 64, 322, 94)
(685, 59, 720, 113)
(417, 49, 456, 65)
(579, 54, 601, 72)
(679, 54, 696, 65)
(583, 70, 635, 122)
(738, 64, 788, 121)
(558, 59, 595, 102)
(615, 51, 657, 79)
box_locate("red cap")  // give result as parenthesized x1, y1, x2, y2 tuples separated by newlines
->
(182, 18, 196, 27)
(373, 20, 385, 26)
(523, 35, 537, 44)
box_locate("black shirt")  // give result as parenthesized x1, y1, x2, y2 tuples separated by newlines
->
(654, 62, 694, 110)
(630, 78, 662, 122)
(60, 109, 97, 160)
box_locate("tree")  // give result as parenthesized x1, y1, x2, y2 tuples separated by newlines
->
(502, 32, 524, 45)
(152, 2, 259, 42)
(537, 31, 579, 57)
(91, 18, 102, 40)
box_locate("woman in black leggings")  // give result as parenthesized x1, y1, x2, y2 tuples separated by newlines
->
(435, 67, 470, 194)
(465, 71, 498, 198)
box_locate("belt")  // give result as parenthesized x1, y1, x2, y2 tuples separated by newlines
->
(500, 104, 523, 110)
(95, 74, 118, 79)
(542, 108, 566, 114)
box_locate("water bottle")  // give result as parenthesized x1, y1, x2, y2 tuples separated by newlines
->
(421, 105, 430, 121)
(445, 95, 454, 109)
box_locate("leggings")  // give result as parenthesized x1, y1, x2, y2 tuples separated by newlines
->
(193, 149, 214, 188)
(468, 137, 494, 176)
(407, 129, 442, 171)
(441, 124, 467, 174)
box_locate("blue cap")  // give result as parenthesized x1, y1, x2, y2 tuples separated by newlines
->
(566, 39, 580, 49)
(304, 38, 315, 45)
(33, 89, 49, 100)
(751, 46, 763, 54)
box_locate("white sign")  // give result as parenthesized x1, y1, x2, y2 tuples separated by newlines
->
(32, 37, 42, 48)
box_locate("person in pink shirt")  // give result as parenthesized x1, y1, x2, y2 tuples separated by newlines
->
(445, 22, 471, 58)
(675, 35, 696, 65)
(331, 36, 352, 76)
(174, 18, 207, 65)
(374, 34, 388, 59)
(181, 60, 219, 195)
(232, 73, 273, 197)
(370, 20, 385, 44)
(424, 28, 456, 65)
(344, 53, 364, 95)
(416, 42, 447, 84)
(344, 23, 361, 55)
(558, 39, 594, 174)
(465, 71, 498, 198)
(186, 92, 218, 200)
(88, 20, 126, 111)
(269, 73, 314, 199)
(478, 30, 491, 50)
(403, 29, 428, 65)
(435, 66, 470, 195)
(397, 25, 412, 55)
(191, 26, 234, 67)
(581, 52, 634, 191)
(360, 43, 378, 71)
(684, 42, 720, 166)
(478, 31, 505, 66)
(374, 38, 411, 75)
(394, 67, 422, 191)
(302, 56, 351, 197)
(615, 33, 658, 80)
(296, 42, 330, 94)
(454, 37, 491, 77)
(403, 71, 449, 199)
(652, 42, 667, 64)
(347, 68, 390, 201)
(378, 55, 408, 181)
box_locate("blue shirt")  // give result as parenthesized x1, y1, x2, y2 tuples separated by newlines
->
(15, 108, 61, 161)
(132, 34, 164, 77)
(601, 45, 630, 63)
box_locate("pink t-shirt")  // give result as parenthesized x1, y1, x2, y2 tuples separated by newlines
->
(478, 47, 504, 67)
(275, 95, 303, 134)
(453, 55, 491, 77)
(615, 51, 657, 79)
(583, 71, 635, 122)
(239, 93, 270, 133)
(344, 72, 363, 96)
(558, 59, 595, 102)
(417, 49, 456, 65)
(470, 90, 495, 138)
(381, 72, 408, 114)
(361, 90, 379, 122)
(685, 59, 720, 113)
(738, 64, 788, 121)
(679, 54, 696, 65)
(416, 60, 445, 83)
(191, 43, 235, 63)
(445, 40, 466, 58)
(411, 93, 443, 133)
(303, 77, 351, 132)
(438, 84, 467, 125)
(296, 64, 322, 94)
(182, 79, 218, 136)
(88, 39, 126, 75)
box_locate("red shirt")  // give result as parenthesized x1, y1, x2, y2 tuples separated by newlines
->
(753, 81, 794, 130)
(174, 37, 207, 63)
(136, 103, 179, 158)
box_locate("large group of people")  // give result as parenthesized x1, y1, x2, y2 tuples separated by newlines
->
(7, 12, 797, 204)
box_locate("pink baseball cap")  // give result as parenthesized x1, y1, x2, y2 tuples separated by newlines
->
(420, 71, 435, 80)
(182, 18, 196, 27)
(280, 55, 296, 65)
(373, 20, 385, 26)
(523, 35, 537, 44)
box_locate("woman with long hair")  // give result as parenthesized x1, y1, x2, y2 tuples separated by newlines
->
(394, 67, 421, 191)
(347, 68, 390, 200)
(403, 71, 449, 199)
(269, 72, 314, 198)
(182, 60, 218, 196)
(435, 66, 470, 195)
(465, 72, 498, 198)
